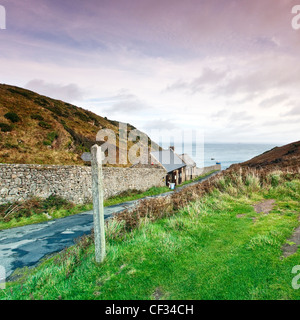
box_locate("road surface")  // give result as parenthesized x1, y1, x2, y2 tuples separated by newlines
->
(0, 171, 219, 279)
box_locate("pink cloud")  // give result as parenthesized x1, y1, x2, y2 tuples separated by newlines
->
(3, 0, 299, 58)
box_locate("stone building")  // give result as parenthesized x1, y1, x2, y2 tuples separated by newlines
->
(178, 153, 197, 180)
(150, 147, 187, 186)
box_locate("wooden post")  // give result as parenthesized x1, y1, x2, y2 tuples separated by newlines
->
(91, 144, 106, 263)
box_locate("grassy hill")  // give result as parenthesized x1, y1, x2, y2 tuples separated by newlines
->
(231, 140, 300, 171)
(0, 84, 156, 166)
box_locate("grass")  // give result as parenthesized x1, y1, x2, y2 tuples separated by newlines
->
(0, 196, 93, 230)
(1, 170, 300, 300)
(103, 186, 170, 207)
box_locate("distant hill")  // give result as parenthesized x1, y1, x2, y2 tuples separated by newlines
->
(0, 84, 157, 166)
(233, 140, 300, 170)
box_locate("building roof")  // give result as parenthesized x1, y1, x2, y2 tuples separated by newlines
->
(178, 154, 196, 167)
(150, 149, 186, 173)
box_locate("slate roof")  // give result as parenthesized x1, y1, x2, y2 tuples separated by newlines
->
(178, 154, 196, 167)
(150, 149, 186, 173)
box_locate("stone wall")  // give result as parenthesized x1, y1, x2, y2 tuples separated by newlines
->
(0, 164, 166, 204)
(195, 164, 222, 176)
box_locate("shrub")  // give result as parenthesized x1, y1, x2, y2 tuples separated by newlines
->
(47, 131, 59, 142)
(34, 97, 50, 107)
(270, 173, 281, 187)
(0, 195, 73, 223)
(64, 125, 96, 150)
(0, 123, 13, 132)
(43, 131, 59, 146)
(47, 104, 64, 117)
(4, 142, 19, 149)
(46, 104, 68, 117)
(7, 88, 34, 100)
(0, 197, 44, 222)
(4, 112, 20, 123)
(31, 114, 44, 121)
(43, 140, 52, 146)
(42, 195, 72, 211)
(35, 98, 69, 117)
(74, 111, 89, 122)
(214, 177, 226, 192)
(245, 174, 261, 193)
(38, 121, 52, 129)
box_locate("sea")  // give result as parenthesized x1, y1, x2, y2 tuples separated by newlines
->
(170, 143, 280, 170)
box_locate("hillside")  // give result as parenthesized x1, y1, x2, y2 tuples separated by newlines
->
(0, 84, 157, 166)
(233, 140, 300, 170)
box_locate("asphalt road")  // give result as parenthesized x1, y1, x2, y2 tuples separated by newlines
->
(0, 200, 139, 279)
(0, 171, 219, 279)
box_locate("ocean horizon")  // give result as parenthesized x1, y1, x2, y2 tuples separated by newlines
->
(166, 142, 280, 170)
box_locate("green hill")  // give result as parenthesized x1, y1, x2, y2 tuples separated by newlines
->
(0, 84, 156, 166)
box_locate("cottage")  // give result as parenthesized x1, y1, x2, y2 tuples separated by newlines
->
(178, 153, 197, 180)
(150, 147, 186, 186)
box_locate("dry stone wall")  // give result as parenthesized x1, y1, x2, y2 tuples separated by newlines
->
(0, 164, 166, 204)
(195, 164, 222, 176)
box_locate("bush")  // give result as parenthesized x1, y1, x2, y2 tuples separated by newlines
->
(4, 112, 20, 123)
(0, 123, 13, 132)
(31, 114, 44, 121)
(43, 131, 59, 146)
(34, 97, 50, 107)
(47, 131, 59, 142)
(0, 195, 73, 223)
(74, 111, 89, 122)
(4, 142, 19, 149)
(43, 140, 52, 146)
(7, 88, 34, 100)
(0, 197, 44, 222)
(38, 121, 52, 129)
(270, 174, 281, 187)
(245, 174, 260, 192)
(42, 195, 72, 211)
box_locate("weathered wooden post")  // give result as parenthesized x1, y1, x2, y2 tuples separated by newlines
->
(91, 144, 106, 263)
(82, 145, 106, 263)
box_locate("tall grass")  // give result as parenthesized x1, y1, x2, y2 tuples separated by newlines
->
(108, 167, 299, 236)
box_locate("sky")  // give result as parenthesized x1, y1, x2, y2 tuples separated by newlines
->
(0, 0, 300, 144)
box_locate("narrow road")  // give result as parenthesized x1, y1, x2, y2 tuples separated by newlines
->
(0, 171, 219, 279)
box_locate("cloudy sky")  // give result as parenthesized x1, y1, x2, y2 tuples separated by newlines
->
(0, 0, 300, 144)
